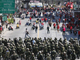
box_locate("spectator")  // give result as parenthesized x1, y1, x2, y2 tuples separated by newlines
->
(47, 25, 50, 33)
(70, 26, 72, 34)
(53, 23, 56, 29)
(78, 30, 80, 39)
(63, 26, 66, 34)
(57, 24, 60, 32)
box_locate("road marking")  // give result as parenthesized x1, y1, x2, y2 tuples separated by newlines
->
(37, 24, 39, 39)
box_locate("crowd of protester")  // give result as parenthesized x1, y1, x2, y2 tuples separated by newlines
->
(24, 7, 80, 38)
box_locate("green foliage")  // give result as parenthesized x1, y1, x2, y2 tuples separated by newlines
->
(7, 18, 14, 24)
(11, 18, 14, 24)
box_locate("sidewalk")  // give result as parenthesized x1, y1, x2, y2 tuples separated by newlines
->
(1, 18, 20, 38)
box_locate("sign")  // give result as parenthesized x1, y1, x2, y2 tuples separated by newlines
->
(2, 15, 7, 21)
(0, 0, 15, 14)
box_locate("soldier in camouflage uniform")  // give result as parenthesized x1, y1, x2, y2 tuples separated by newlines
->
(11, 51, 19, 60)
(71, 50, 76, 60)
(37, 51, 43, 60)
(51, 48, 57, 60)
(31, 53, 35, 60)
(25, 48, 31, 60)
(46, 53, 51, 60)
(5, 48, 10, 60)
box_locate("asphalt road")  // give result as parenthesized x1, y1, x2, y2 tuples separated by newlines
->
(2, 18, 78, 40)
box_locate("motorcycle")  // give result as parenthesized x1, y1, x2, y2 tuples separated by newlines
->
(25, 22, 31, 26)
(16, 24, 19, 29)
(8, 26, 13, 31)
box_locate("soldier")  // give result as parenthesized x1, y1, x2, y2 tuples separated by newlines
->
(46, 53, 51, 60)
(71, 50, 76, 60)
(16, 44, 20, 56)
(47, 44, 51, 53)
(37, 51, 43, 60)
(33, 44, 38, 56)
(67, 46, 72, 59)
(0, 45, 3, 60)
(5, 48, 10, 60)
(61, 52, 68, 60)
(43, 45, 48, 59)
(74, 44, 80, 59)
(20, 45, 25, 60)
(18, 37, 23, 44)
(2, 46, 7, 60)
(0, 40, 2, 45)
(14, 38, 18, 46)
(31, 53, 35, 60)
(25, 48, 31, 60)
(51, 42, 55, 51)
(51, 48, 57, 60)
(11, 51, 19, 60)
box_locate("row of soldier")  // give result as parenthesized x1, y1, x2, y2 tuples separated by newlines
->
(0, 37, 80, 60)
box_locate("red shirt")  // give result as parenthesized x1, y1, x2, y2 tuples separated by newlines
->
(62, 24, 65, 28)
(0, 27, 2, 31)
(41, 18, 44, 21)
(53, 23, 56, 27)
(57, 25, 59, 29)
(59, 18, 61, 22)
(45, 18, 47, 21)
(27, 12, 29, 14)
(70, 26, 72, 30)
(29, 17, 32, 20)
(66, 24, 69, 28)
(65, 18, 67, 21)
(78, 31, 80, 35)
(41, 23, 44, 25)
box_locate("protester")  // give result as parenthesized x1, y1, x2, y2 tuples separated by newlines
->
(57, 24, 60, 32)
(19, 20, 21, 25)
(47, 25, 50, 33)
(70, 26, 72, 34)
(78, 30, 80, 39)
(53, 23, 56, 29)
(25, 28, 30, 38)
(29, 16, 32, 22)
(35, 25, 38, 33)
